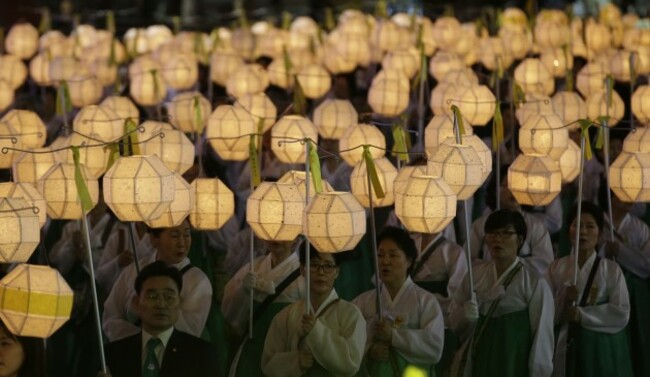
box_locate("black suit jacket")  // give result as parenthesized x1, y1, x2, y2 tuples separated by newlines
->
(105, 329, 219, 377)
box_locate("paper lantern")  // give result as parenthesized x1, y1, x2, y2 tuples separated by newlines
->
(585, 21, 611, 54)
(534, 21, 570, 49)
(37, 162, 99, 219)
(516, 94, 555, 125)
(5, 23, 39, 59)
(267, 58, 295, 89)
(140, 128, 194, 174)
(429, 51, 463, 81)
(427, 143, 484, 200)
(609, 151, 650, 202)
(162, 54, 198, 90)
(440, 69, 479, 86)
(328, 32, 370, 67)
(234, 93, 277, 133)
(430, 84, 460, 116)
(339, 124, 386, 166)
(392, 165, 427, 194)
(514, 58, 555, 96)
(541, 47, 573, 78)
(424, 114, 474, 156)
(519, 114, 569, 160)
(296, 65, 331, 99)
(206, 105, 256, 161)
(210, 49, 244, 87)
(189, 178, 234, 230)
(145, 173, 194, 228)
(0, 55, 27, 90)
(130, 69, 167, 106)
(443, 135, 492, 182)
(623, 128, 650, 153)
(0, 81, 13, 113)
(586, 90, 625, 126)
(12, 149, 62, 184)
(103, 155, 175, 221)
(0, 122, 21, 169)
(73, 105, 123, 142)
(100, 96, 140, 125)
(558, 139, 581, 183)
(368, 71, 410, 116)
(303, 191, 366, 253)
(167, 92, 211, 133)
(449, 85, 497, 126)
(508, 154, 562, 206)
(350, 157, 398, 208)
(0, 264, 73, 337)
(479, 37, 514, 71)
(0, 198, 40, 262)
(1, 110, 46, 148)
(394, 175, 457, 234)
(64, 133, 110, 179)
(90, 59, 118, 86)
(0, 183, 46, 228)
(28, 53, 52, 86)
(312, 99, 357, 140)
(371, 20, 401, 53)
(246, 182, 304, 241)
(382, 47, 421, 79)
(552, 91, 587, 130)
(128, 55, 160, 79)
(139, 121, 174, 141)
(631, 85, 650, 123)
(433, 17, 461, 51)
(67, 74, 102, 107)
(609, 50, 634, 82)
(271, 115, 318, 164)
(49, 56, 83, 85)
(499, 29, 531, 60)
(226, 64, 269, 98)
(278, 170, 333, 202)
(576, 63, 608, 98)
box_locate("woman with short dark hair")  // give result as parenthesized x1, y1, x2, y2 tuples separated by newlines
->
(0, 320, 46, 377)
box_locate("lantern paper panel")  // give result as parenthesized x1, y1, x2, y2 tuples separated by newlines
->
(226, 64, 269, 98)
(1, 110, 46, 148)
(37, 162, 99, 219)
(393, 165, 427, 194)
(303, 191, 366, 253)
(515, 93, 554, 125)
(451, 85, 497, 126)
(394, 175, 457, 234)
(313, 99, 358, 140)
(65, 133, 111, 179)
(623, 128, 650, 154)
(429, 51, 464, 81)
(161, 54, 198, 90)
(0, 264, 73, 338)
(210, 49, 245, 87)
(130, 69, 167, 106)
(73, 105, 123, 143)
(350, 157, 398, 208)
(0, 55, 28, 90)
(5, 23, 39, 59)
(443, 134, 493, 182)
(339, 124, 386, 166)
(508, 154, 562, 206)
(430, 84, 460, 116)
(576, 63, 608, 98)
(0, 183, 47, 227)
(519, 114, 569, 160)
(145, 173, 195, 228)
(100, 96, 140, 125)
(277, 170, 334, 202)
(140, 128, 195, 174)
(558, 139, 582, 183)
(609, 151, 650, 203)
(296, 65, 332, 99)
(631, 85, 650, 123)
(246, 182, 304, 241)
(427, 143, 485, 200)
(12, 149, 62, 184)
(514, 58, 555, 96)
(206, 105, 256, 161)
(271, 115, 319, 164)
(234, 93, 277, 133)
(167, 92, 212, 133)
(586, 90, 625, 126)
(67, 75, 102, 107)
(552, 91, 587, 130)
(424, 114, 474, 157)
(189, 178, 234, 230)
(0, 198, 40, 263)
(367, 72, 410, 117)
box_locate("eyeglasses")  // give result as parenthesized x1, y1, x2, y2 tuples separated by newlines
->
(309, 263, 337, 274)
(485, 231, 518, 239)
(143, 293, 179, 306)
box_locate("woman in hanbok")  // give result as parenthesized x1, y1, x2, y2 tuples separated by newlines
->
(547, 202, 633, 377)
(262, 244, 366, 377)
(353, 226, 445, 376)
(450, 209, 554, 377)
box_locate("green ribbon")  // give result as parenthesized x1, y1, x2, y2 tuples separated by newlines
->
(282, 47, 293, 88)
(0, 28, 4, 54)
(193, 96, 204, 134)
(362, 146, 385, 199)
(562, 44, 574, 91)
(292, 76, 306, 116)
(105, 143, 120, 171)
(450, 105, 466, 141)
(325, 7, 335, 31)
(281, 12, 292, 30)
(150, 69, 161, 103)
(308, 141, 323, 193)
(578, 120, 593, 160)
(443, 4, 454, 17)
(172, 16, 181, 34)
(492, 101, 504, 152)
(512, 82, 526, 108)
(56, 81, 73, 115)
(210, 28, 221, 52)
(375, 0, 388, 19)
(123, 119, 140, 156)
(249, 135, 261, 187)
(604, 75, 614, 108)
(392, 125, 409, 163)
(71, 146, 94, 213)
(38, 8, 51, 34)
(109, 38, 117, 66)
(595, 116, 609, 150)
(128, 29, 140, 59)
(106, 11, 115, 35)
(238, 9, 249, 29)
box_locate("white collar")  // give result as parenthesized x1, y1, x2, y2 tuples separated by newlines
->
(142, 326, 174, 351)
(493, 257, 521, 286)
(311, 289, 339, 316)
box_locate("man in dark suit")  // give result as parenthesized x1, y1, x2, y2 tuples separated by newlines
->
(103, 261, 218, 377)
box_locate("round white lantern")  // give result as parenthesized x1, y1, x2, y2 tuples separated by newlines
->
(1, 110, 46, 148)
(49, 56, 83, 85)
(313, 99, 357, 140)
(339, 124, 386, 166)
(382, 47, 421, 79)
(145, 173, 194, 228)
(0, 55, 28, 90)
(519, 114, 569, 160)
(37, 162, 100, 219)
(277, 170, 334, 202)
(631, 85, 650, 123)
(73, 105, 123, 142)
(210, 49, 244, 87)
(450, 85, 497, 126)
(430, 84, 460, 116)
(246, 182, 304, 241)
(206, 105, 256, 161)
(350, 156, 398, 208)
(433, 17, 462, 51)
(271, 115, 319, 164)
(296, 65, 331, 99)
(12, 148, 62, 184)
(609, 151, 650, 202)
(394, 175, 457, 234)
(189, 178, 234, 230)
(367, 70, 410, 116)
(479, 37, 514, 71)
(426, 143, 485, 200)
(5, 23, 39, 59)
(540, 47, 573, 78)
(558, 139, 581, 183)
(552, 91, 587, 130)
(234, 93, 277, 133)
(443, 135, 493, 182)
(167, 91, 211, 133)
(586, 90, 625, 126)
(0, 198, 40, 262)
(623, 128, 650, 153)
(429, 51, 464, 81)
(516, 93, 555, 125)
(100, 96, 140, 125)
(508, 153, 562, 206)
(514, 58, 555, 96)
(28, 53, 51, 86)
(67, 74, 102, 107)
(161, 54, 198, 90)
(392, 165, 427, 194)
(0, 183, 46, 227)
(140, 128, 194, 174)
(226, 64, 269, 98)
(130, 69, 167, 106)
(576, 63, 608, 98)
(266, 58, 294, 89)
(424, 114, 474, 156)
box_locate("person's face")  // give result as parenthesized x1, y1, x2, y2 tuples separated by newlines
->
(303, 253, 339, 295)
(133, 276, 181, 334)
(0, 329, 24, 377)
(570, 212, 600, 253)
(485, 225, 523, 261)
(499, 180, 520, 210)
(152, 221, 191, 265)
(377, 239, 411, 287)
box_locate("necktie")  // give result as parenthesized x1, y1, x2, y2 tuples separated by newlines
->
(143, 337, 162, 377)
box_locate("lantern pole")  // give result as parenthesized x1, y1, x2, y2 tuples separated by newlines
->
(573, 128, 587, 286)
(80, 213, 108, 374)
(495, 56, 502, 210)
(248, 182, 254, 339)
(128, 222, 141, 272)
(59, 84, 70, 137)
(602, 78, 615, 241)
(304, 140, 312, 315)
(365, 152, 383, 320)
(417, 55, 426, 151)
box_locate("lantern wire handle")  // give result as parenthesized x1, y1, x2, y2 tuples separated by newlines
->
(0, 205, 40, 214)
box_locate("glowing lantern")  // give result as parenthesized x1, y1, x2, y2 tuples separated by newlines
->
(516, 94, 555, 125)
(508, 154, 562, 206)
(167, 92, 211, 133)
(130, 69, 167, 106)
(312, 99, 357, 140)
(246, 182, 304, 241)
(189, 178, 234, 230)
(440, 69, 479, 86)
(514, 58, 555, 96)
(479, 37, 514, 71)
(0, 122, 20, 169)
(541, 47, 573, 78)
(393, 165, 427, 194)
(0, 55, 28, 90)
(443, 135, 492, 182)
(586, 90, 625, 126)
(296, 65, 331, 99)
(5, 23, 38, 59)
(450, 85, 497, 126)
(28, 53, 52, 86)
(161, 54, 198, 90)
(0, 81, 12, 112)
(271, 115, 318, 164)
(368, 70, 410, 116)
(206, 105, 256, 161)
(12, 149, 61, 184)
(552, 91, 587, 130)
(631, 85, 650, 123)
(0, 264, 73, 338)
(576, 63, 608, 98)
(519, 114, 569, 160)
(558, 139, 581, 183)
(210, 50, 244, 87)
(37, 162, 99, 219)
(234, 93, 277, 133)
(339, 124, 386, 166)
(609, 50, 634, 82)
(73, 105, 123, 142)
(430, 84, 460, 116)
(0, 198, 40, 262)
(65, 133, 110, 179)
(1, 110, 46, 148)
(100, 96, 140, 125)
(145, 173, 194, 228)
(534, 22, 570, 49)
(433, 17, 461, 51)
(303, 191, 366, 253)
(267, 58, 295, 89)
(609, 151, 650, 202)
(0, 183, 45, 228)
(103, 155, 175, 222)
(500, 29, 531, 60)
(372, 20, 401, 53)
(67, 75, 102, 107)
(383, 47, 421, 79)
(623, 128, 650, 153)
(427, 143, 484, 200)
(140, 129, 194, 174)
(424, 114, 474, 156)
(277, 170, 334, 202)
(226, 64, 269, 98)
(350, 157, 398, 207)
(49, 56, 82, 85)
(90, 59, 118, 86)
(394, 175, 457, 233)
(128, 55, 160, 80)
(429, 51, 464, 81)
(585, 21, 611, 54)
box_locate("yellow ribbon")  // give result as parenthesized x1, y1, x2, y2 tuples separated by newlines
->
(109, 38, 117, 66)
(512, 82, 526, 108)
(105, 143, 120, 171)
(595, 116, 608, 150)
(604, 75, 614, 108)
(249, 135, 261, 187)
(325, 8, 335, 31)
(71, 146, 95, 213)
(450, 105, 466, 142)
(210, 28, 221, 52)
(579, 120, 593, 160)
(172, 16, 181, 34)
(308, 141, 323, 193)
(282, 47, 293, 89)
(38, 8, 51, 34)
(123, 119, 140, 156)
(150, 69, 161, 103)
(0, 288, 72, 317)
(106, 11, 115, 35)
(363, 146, 385, 199)
(492, 102, 504, 152)
(56, 81, 72, 115)
(375, 0, 388, 18)
(281, 12, 292, 30)
(392, 125, 409, 163)
(292, 76, 306, 116)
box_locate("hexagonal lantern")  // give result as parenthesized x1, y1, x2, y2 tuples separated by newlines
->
(303, 191, 366, 253)
(367, 70, 410, 117)
(449, 85, 496, 126)
(65, 133, 111, 179)
(623, 128, 650, 154)
(38, 162, 99, 219)
(586, 90, 625, 126)
(1, 110, 46, 148)
(145, 172, 194, 228)
(519, 114, 569, 160)
(100, 96, 140, 125)
(277, 170, 334, 202)
(189, 178, 234, 230)
(312, 99, 357, 140)
(161, 54, 198, 90)
(508, 153, 562, 206)
(428, 50, 464, 81)
(130, 68, 167, 106)
(103, 155, 175, 222)
(296, 64, 332, 99)
(226, 64, 269, 99)
(0, 264, 73, 337)
(5, 23, 39, 59)
(425, 114, 474, 157)
(394, 175, 457, 234)
(271, 115, 319, 164)
(430, 83, 460, 116)
(247, 182, 304, 241)
(0, 198, 40, 263)
(339, 124, 386, 166)
(552, 91, 587, 130)
(140, 128, 195, 174)
(350, 156, 398, 208)
(73, 105, 123, 143)
(609, 151, 650, 203)
(0, 182, 47, 227)
(443, 134, 493, 182)
(167, 91, 211, 133)
(631, 85, 650, 123)
(206, 105, 256, 161)
(234, 93, 277, 133)
(558, 139, 581, 183)
(427, 143, 485, 200)
(12, 148, 62, 184)
(514, 58, 555, 96)
(67, 74, 102, 107)
(576, 62, 607, 98)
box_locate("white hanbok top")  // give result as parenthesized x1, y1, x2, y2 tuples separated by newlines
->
(262, 289, 366, 377)
(353, 277, 445, 365)
(606, 213, 650, 279)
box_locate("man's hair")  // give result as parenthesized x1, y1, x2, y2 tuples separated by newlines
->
(485, 209, 528, 252)
(134, 261, 183, 295)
